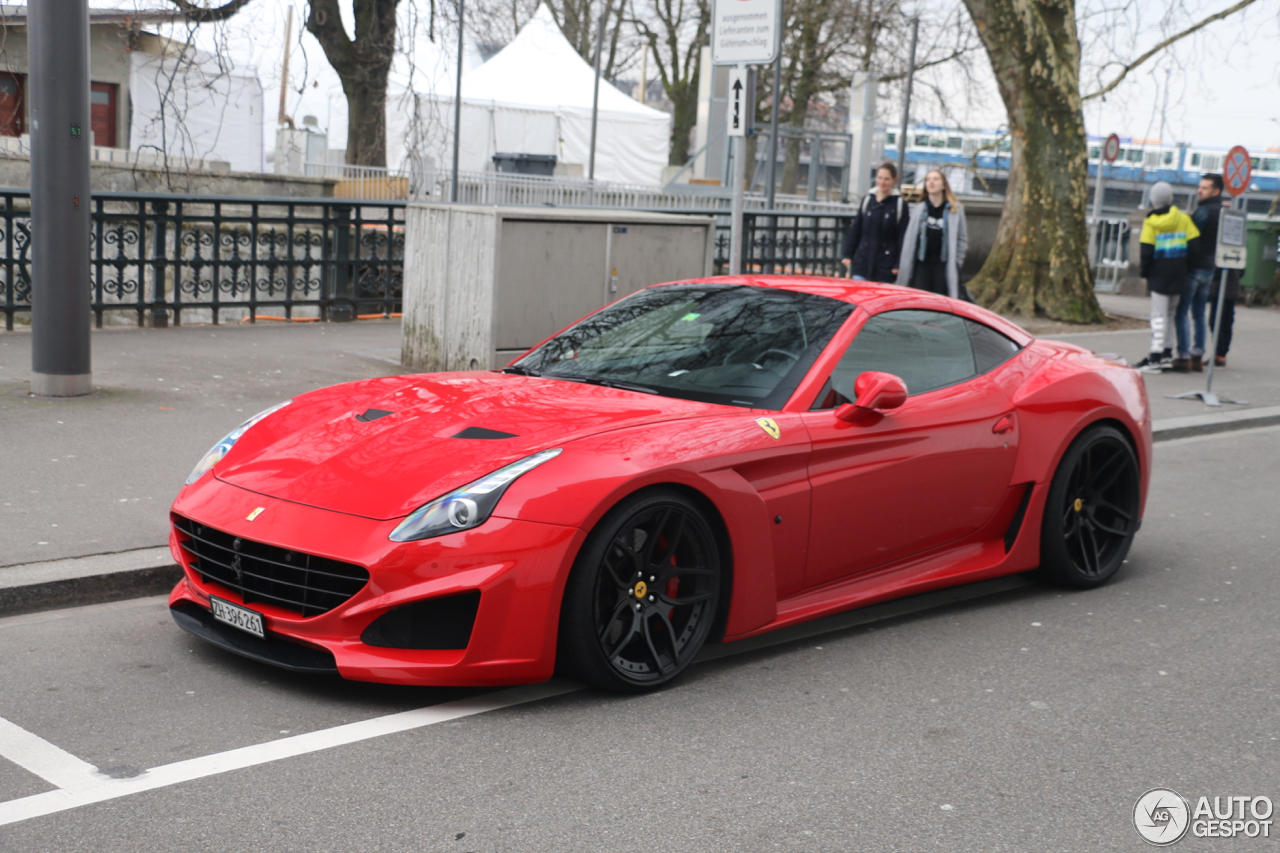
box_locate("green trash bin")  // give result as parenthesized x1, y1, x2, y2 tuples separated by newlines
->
(1242, 217, 1280, 297)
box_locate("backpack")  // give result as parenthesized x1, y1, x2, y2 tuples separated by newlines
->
(861, 193, 905, 225)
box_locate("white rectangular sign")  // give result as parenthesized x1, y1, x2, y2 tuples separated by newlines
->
(1215, 209, 1248, 269)
(712, 0, 782, 65)
(727, 67, 751, 137)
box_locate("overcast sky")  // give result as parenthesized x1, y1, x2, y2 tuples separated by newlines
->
(127, 0, 1280, 155)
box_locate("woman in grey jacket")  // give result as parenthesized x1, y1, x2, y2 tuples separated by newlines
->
(896, 169, 969, 300)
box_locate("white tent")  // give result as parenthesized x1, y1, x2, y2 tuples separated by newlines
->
(406, 5, 671, 186)
(129, 49, 264, 174)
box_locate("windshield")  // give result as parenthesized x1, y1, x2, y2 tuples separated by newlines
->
(511, 284, 855, 409)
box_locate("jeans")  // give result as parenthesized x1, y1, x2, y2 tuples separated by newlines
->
(1175, 269, 1212, 357)
(1210, 297, 1236, 357)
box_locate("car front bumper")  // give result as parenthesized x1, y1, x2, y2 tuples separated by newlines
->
(168, 476, 585, 686)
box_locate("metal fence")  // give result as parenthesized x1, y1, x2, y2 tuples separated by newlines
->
(1090, 217, 1131, 293)
(0, 188, 858, 332)
(433, 169, 854, 215)
(1, 190, 405, 330)
(708, 211, 854, 277)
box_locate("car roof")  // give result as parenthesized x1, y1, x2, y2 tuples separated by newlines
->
(668, 275, 1034, 345)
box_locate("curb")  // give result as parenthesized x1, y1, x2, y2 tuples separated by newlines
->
(1150, 404, 1280, 442)
(3, 406, 1279, 619)
(0, 548, 181, 618)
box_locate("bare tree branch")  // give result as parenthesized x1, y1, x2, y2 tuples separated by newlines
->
(165, 0, 256, 24)
(1082, 0, 1262, 100)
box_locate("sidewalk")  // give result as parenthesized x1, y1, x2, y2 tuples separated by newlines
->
(2, 298, 1278, 616)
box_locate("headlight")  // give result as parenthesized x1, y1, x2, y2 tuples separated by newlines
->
(185, 400, 292, 485)
(389, 449, 562, 542)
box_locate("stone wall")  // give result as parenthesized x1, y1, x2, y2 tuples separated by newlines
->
(0, 157, 337, 198)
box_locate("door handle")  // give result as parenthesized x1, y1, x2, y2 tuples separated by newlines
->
(992, 414, 1015, 434)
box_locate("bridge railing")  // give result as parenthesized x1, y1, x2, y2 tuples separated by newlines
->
(1, 190, 405, 330)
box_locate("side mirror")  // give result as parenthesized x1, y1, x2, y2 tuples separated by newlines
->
(835, 371, 908, 422)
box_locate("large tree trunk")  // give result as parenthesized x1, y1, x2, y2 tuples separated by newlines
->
(342, 80, 389, 167)
(962, 0, 1104, 322)
(307, 0, 399, 168)
(667, 79, 698, 166)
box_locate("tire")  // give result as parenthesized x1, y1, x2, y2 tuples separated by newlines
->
(1038, 424, 1141, 589)
(558, 489, 722, 692)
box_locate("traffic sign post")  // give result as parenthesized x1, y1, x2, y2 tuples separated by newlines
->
(1223, 145, 1251, 198)
(714, 0, 776, 276)
(726, 67, 755, 138)
(1089, 134, 1121, 265)
(1169, 157, 1250, 408)
(726, 67, 755, 275)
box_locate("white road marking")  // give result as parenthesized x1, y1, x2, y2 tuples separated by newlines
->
(0, 573, 1043, 827)
(0, 716, 100, 791)
(0, 681, 579, 827)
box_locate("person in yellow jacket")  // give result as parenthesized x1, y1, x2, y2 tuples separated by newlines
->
(1134, 182, 1200, 373)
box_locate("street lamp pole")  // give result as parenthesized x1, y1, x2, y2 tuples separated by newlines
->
(896, 17, 918, 187)
(451, 0, 464, 203)
(30, 0, 93, 396)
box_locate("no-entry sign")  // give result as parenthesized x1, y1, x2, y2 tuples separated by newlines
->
(1224, 146, 1251, 196)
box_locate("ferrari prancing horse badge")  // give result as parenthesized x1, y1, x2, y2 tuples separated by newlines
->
(755, 417, 781, 440)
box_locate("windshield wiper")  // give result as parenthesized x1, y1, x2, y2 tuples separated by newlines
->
(578, 377, 660, 395)
(539, 373, 659, 395)
(500, 365, 541, 377)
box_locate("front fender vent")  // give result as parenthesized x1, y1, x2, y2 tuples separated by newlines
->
(361, 591, 481, 649)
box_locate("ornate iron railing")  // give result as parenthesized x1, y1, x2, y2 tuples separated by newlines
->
(710, 210, 855, 277)
(1, 189, 404, 330)
(1, 191, 855, 331)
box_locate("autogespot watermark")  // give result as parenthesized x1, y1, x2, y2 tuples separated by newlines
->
(1134, 787, 1275, 845)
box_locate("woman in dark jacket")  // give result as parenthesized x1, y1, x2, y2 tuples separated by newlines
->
(840, 162, 907, 283)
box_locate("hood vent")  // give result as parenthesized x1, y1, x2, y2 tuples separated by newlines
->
(452, 426, 518, 439)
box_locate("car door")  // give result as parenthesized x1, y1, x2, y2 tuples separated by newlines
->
(801, 309, 1021, 588)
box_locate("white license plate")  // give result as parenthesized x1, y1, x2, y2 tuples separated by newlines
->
(210, 596, 265, 639)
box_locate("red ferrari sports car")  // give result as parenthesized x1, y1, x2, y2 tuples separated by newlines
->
(169, 276, 1151, 692)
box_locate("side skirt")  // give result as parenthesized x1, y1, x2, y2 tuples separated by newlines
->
(725, 481, 1048, 642)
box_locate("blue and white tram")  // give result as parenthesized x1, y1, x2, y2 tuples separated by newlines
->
(883, 125, 1280, 193)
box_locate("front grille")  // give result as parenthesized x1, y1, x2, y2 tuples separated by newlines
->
(173, 515, 369, 618)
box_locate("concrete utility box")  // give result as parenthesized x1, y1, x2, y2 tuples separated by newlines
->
(401, 205, 717, 371)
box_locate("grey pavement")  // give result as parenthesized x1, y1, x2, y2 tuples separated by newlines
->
(1, 296, 1278, 615)
(1, 425, 1277, 850)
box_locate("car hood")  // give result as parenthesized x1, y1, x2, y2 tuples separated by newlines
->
(216, 372, 720, 520)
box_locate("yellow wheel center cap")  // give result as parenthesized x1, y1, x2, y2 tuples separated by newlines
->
(634, 581, 648, 599)
(1073, 498, 1084, 512)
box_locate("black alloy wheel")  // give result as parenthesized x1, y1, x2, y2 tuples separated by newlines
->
(558, 490, 722, 692)
(1039, 424, 1142, 588)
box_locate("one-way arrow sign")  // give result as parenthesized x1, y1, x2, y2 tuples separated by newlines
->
(727, 67, 754, 137)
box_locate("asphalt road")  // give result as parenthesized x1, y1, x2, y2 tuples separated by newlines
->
(0, 322, 404, 568)
(1, 425, 1276, 852)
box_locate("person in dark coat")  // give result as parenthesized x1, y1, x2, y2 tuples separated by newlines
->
(840, 162, 907, 283)
(1177, 173, 1232, 371)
